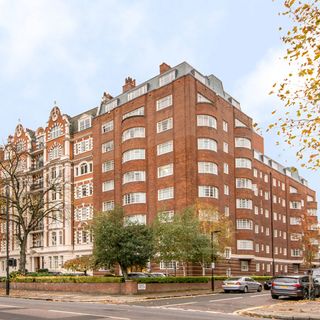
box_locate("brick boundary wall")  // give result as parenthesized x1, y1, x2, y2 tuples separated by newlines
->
(0, 280, 225, 295)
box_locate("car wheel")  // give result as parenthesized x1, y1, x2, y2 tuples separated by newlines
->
(271, 295, 279, 299)
(302, 289, 309, 300)
(257, 285, 262, 292)
(243, 286, 248, 293)
(224, 290, 230, 293)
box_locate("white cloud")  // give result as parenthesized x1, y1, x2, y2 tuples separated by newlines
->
(0, 0, 76, 77)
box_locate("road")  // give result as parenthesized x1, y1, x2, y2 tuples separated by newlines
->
(128, 290, 279, 314)
(0, 292, 277, 320)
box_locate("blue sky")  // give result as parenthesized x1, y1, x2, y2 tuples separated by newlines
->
(0, 0, 318, 206)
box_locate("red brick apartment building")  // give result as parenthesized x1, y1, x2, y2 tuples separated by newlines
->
(1, 61, 319, 276)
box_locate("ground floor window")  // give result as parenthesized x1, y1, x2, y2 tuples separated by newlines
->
(240, 260, 249, 272)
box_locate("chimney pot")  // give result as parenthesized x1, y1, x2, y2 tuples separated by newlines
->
(122, 77, 136, 93)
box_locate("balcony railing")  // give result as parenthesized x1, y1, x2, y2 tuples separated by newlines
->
(30, 162, 44, 172)
(30, 182, 44, 191)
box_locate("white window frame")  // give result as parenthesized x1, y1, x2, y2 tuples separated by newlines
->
(157, 140, 173, 155)
(122, 149, 145, 163)
(101, 120, 114, 133)
(198, 186, 219, 199)
(156, 95, 172, 111)
(127, 85, 148, 101)
(122, 127, 145, 142)
(236, 219, 253, 230)
(197, 138, 217, 151)
(157, 118, 173, 133)
(122, 106, 144, 120)
(159, 70, 176, 87)
(158, 187, 174, 201)
(102, 160, 114, 173)
(123, 171, 146, 184)
(197, 115, 217, 129)
(102, 140, 114, 153)
(235, 158, 252, 169)
(198, 162, 218, 175)
(102, 180, 114, 192)
(158, 164, 173, 178)
(123, 192, 146, 205)
(235, 137, 251, 149)
(237, 240, 253, 250)
(78, 117, 91, 131)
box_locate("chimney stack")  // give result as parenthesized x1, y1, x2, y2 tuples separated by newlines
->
(122, 77, 136, 93)
(159, 62, 171, 74)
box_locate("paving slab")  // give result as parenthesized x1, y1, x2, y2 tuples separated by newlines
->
(237, 299, 320, 320)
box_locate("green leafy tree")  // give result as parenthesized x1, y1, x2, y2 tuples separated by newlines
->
(154, 207, 213, 276)
(63, 255, 94, 276)
(270, 0, 320, 169)
(92, 207, 154, 279)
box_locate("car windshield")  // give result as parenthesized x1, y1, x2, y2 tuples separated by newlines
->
(274, 277, 298, 283)
(227, 277, 242, 281)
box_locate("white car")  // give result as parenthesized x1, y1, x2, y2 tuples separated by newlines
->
(222, 276, 262, 293)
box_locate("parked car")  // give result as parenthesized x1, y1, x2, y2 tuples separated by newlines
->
(222, 277, 262, 293)
(271, 275, 320, 299)
(127, 272, 149, 279)
(263, 278, 274, 290)
(147, 272, 166, 277)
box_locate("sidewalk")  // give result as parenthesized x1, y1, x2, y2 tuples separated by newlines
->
(237, 299, 320, 320)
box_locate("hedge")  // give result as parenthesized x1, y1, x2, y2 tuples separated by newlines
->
(134, 275, 273, 283)
(135, 276, 210, 283)
(1, 275, 273, 284)
(11, 276, 124, 283)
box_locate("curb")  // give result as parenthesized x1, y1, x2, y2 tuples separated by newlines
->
(241, 311, 320, 320)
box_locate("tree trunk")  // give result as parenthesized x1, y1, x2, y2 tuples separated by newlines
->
(19, 237, 28, 274)
(120, 264, 128, 280)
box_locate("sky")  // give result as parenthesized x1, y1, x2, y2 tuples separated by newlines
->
(0, 0, 318, 208)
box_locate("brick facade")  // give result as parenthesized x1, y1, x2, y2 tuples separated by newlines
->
(0, 61, 318, 277)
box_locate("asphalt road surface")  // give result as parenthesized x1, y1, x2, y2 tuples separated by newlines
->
(127, 290, 279, 314)
(0, 294, 266, 320)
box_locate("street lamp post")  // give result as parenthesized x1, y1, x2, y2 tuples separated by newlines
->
(211, 230, 221, 292)
(5, 186, 10, 296)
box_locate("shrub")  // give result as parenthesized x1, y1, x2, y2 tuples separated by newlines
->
(12, 276, 124, 283)
(135, 276, 210, 283)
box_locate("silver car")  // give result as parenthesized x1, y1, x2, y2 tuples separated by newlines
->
(222, 276, 262, 293)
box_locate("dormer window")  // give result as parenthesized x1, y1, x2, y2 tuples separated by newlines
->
(78, 117, 91, 131)
(159, 70, 176, 87)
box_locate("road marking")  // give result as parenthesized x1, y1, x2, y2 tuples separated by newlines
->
(0, 304, 18, 308)
(209, 296, 243, 302)
(249, 293, 270, 298)
(48, 309, 130, 320)
(160, 302, 196, 307)
(150, 306, 229, 314)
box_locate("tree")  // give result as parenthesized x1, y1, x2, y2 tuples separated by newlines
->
(0, 143, 64, 274)
(92, 207, 154, 279)
(197, 204, 233, 274)
(153, 206, 232, 276)
(300, 212, 320, 268)
(63, 255, 94, 276)
(270, 0, 320, 169)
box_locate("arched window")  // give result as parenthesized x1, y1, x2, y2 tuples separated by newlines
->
(49, 144, 62, 160)
(75, 162, 93, 177)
